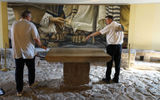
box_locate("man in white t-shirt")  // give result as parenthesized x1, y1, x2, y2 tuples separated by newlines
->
(11, 10, 46, 96)
(86, 15, 124, 83)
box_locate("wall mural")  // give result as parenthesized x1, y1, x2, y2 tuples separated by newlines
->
(8, 3, 128, 48)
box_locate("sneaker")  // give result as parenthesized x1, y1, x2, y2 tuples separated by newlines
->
(17, 92, 22, 97)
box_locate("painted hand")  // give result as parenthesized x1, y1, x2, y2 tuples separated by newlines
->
(85, 35, 91, 41)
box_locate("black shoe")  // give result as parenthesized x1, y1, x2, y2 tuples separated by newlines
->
(102, 78, 110, 84)
(102, 78, 106, 81)
(111, 79, 119, 83)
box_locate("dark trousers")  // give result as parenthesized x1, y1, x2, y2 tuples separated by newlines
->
(15, 57, 35, 92)
(106, 44, 122, 81)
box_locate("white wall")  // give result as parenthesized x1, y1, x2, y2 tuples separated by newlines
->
(129, 4, 160, 51)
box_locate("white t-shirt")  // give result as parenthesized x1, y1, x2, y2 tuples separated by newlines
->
(11, 19, 40, 59)
(99, 21, 124, 45)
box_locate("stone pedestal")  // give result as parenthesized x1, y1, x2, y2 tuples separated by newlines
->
(64, 63, 90, 86)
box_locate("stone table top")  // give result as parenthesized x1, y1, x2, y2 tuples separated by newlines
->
(45, 48, 111, 63)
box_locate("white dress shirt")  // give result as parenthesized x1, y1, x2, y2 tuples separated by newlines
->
(99, 21, 124, 45)
(11, 19, 40, 59)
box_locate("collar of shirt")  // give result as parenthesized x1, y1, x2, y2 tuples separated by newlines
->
(19, 18, 28, 22)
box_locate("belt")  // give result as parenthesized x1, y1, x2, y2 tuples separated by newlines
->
(107, 44, 121, 46)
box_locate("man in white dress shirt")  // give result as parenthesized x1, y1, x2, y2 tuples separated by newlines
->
(86, 15, 124, 83)
(11, 10, 46, 96)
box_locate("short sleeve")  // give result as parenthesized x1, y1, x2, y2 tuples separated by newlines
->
(31, 23, 40, 39)
(99, 25, 111, 35)
(10, 21, 16, 40)
(115, 24, 124, 32)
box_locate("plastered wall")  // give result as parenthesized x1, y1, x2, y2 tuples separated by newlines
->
(129, 4, 160, 51)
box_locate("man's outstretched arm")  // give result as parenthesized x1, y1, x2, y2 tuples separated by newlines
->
(85, 31, 101, 41)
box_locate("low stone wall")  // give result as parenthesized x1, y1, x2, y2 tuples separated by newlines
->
(136, 50, 160, 62)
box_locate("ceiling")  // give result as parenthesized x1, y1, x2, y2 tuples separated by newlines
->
(2, 0, 160, 5)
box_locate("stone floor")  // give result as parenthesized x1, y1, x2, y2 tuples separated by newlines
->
(0, 57, 160, 100)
